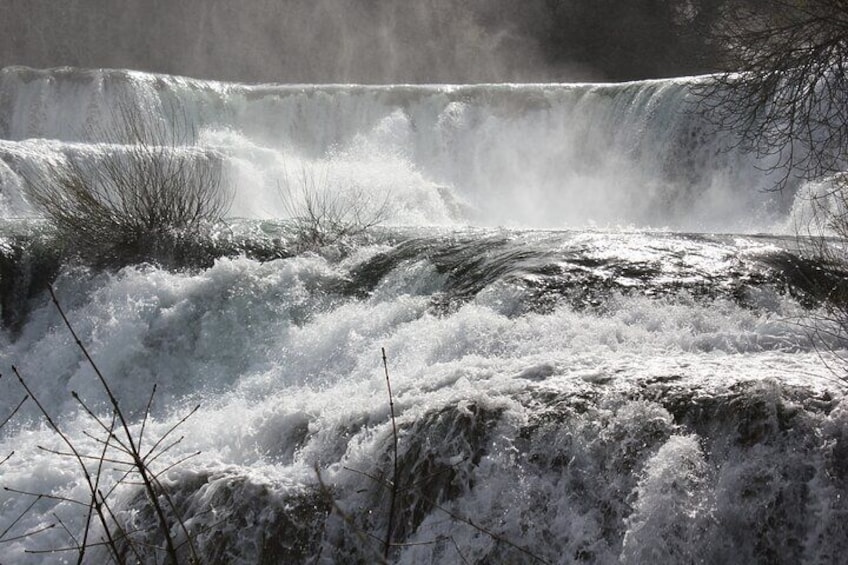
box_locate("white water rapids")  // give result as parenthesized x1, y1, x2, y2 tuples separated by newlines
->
(0, 67, 846, 564)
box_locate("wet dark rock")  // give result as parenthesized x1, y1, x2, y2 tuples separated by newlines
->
(0, 232, 62, 333)
(389, 403, 502, 543)
(114, 470, 330, 565)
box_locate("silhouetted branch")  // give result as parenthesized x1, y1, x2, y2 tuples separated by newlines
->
(695, 0, 848, 189)
(382, 347, 399, 561)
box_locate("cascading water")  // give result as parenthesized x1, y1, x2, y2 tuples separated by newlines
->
(0, 67, 845, 564)
(0, 67, 795, 230)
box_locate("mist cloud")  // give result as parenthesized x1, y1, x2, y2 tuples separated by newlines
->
(0, 0, 725, 83)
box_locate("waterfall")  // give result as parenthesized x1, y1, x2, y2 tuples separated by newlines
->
(1, 67, 794, 231)
(0, 66, 845, 565)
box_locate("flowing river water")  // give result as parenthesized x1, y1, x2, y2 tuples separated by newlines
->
(0, 67, 846, 564)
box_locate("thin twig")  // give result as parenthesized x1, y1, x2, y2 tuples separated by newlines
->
(0, 393, 28, 430)
(449, 535, 472, 565)
(382, 347, 399, 562)
(35, 446, 134, 467)
(99, 490, 144, 564)
(153, 451, 202, 480)
(142, 406, 200, 463)
(71, 391, 133, 455)
(0, 495, 44, 541)
(3, 487, 87, 507)
(314, 466, 388, 565)
(3, 523, 56, 544)
(144, 436, 187, 467)
(52, 513, 82, 556)
(138, 384, 158, 452)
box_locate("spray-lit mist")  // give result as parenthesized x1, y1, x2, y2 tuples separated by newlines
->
(0, 0, 725, 83)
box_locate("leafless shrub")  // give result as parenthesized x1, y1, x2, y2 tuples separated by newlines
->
(22, 101, 232, 268)
(280, 166, 388, 253)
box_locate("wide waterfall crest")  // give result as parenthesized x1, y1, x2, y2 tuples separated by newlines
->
(0, 66, 793, 231)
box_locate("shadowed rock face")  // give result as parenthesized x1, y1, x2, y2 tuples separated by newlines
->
(114, 380, 845, 564)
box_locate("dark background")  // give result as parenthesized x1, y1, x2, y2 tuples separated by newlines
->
(0, 0, 751, 83)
